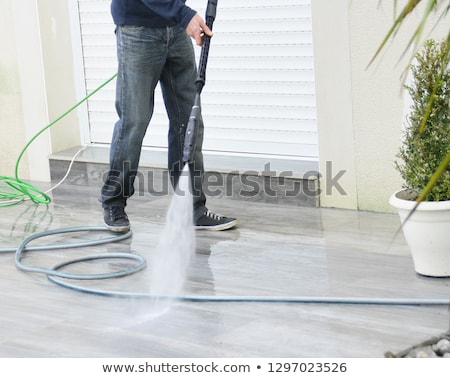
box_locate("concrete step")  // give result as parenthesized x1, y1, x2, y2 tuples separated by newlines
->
(49, 145, 320, 207)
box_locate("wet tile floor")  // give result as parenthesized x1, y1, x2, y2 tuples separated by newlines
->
(0, 181, 449, 357)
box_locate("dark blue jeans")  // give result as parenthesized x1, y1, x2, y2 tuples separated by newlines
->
(100, 25, 207, 221)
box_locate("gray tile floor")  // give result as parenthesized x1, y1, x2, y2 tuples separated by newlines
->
(0, 180, 449, 357)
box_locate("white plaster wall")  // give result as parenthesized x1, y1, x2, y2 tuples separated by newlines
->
(0, 1, 24, 177)
(0, 0, 48, 181)
(313, 0, 449, 212)
(311, 0, 358, 210)
(0, 0, 82, 183)
(348, 0, 411, 212)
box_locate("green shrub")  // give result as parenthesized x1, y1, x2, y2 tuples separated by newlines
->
(397, 39, 450, 201)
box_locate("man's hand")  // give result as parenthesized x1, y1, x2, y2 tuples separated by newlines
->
(186, 13, 213, 46)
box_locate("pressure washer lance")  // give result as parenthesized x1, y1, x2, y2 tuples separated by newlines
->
(182, 0, 218, 164)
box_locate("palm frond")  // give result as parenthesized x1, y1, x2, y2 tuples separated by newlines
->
(368, 0, 449, 69)
(368, 0, 422, 68)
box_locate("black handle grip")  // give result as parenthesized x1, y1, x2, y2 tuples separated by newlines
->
(206, 0, 218, 20)
(196, 0, 218, 92)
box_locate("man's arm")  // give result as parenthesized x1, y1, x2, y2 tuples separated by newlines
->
(140, 0, 212, 45)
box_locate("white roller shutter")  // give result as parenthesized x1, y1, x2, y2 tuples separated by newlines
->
(77, 0, 318, 159)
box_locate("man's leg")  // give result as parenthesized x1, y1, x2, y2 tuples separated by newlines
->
(101, 26, 167, 231)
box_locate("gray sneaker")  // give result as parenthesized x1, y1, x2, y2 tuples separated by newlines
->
(104, 206, 130, 232)
(195, 210, 238, 231)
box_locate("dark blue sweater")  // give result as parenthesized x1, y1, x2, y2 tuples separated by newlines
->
(111, 0, 196, 28)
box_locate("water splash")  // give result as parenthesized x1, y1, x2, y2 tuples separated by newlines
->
(150, 165, 195, 305)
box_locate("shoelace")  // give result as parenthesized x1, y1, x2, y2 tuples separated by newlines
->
(110, 207, 128, 221)
(204, 210, 223, 220)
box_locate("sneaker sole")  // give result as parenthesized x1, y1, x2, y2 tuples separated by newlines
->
(104, 222, 131, 233)
(195, 219, 239, 231)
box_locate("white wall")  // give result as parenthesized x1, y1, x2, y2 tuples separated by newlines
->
(311, 0, 358, 210)
(0, 0, 82, 182)
(0, 1, 22, 176)
(312, 0, 449, 212)
(0, 0, 48, 181)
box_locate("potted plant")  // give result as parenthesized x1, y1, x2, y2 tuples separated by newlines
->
(389, 38, 450, 277)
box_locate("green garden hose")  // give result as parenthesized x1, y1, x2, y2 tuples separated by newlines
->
(0, 73, 117, 207)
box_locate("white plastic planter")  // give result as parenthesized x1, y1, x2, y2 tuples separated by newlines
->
(390, 190, 450, 277)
